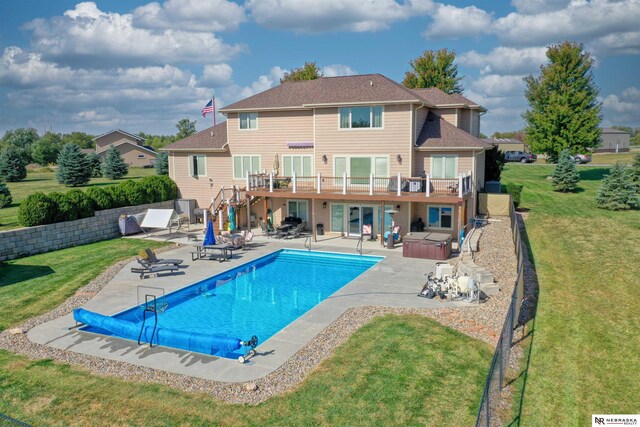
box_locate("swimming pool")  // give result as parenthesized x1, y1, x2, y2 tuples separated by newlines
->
(79, 249, 382, 360)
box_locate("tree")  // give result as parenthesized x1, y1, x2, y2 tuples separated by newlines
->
(491, 130, 526, 141)
(101, 145, 129, 179)
(176, 119, 197, 139)
(31, 131, 62, 165)
(0, 146, 29, 182)
(523, 41, 601, 161)
(485, 145, 505, 182)
(402, 49, 463, 94)
(155, 151, 169, 175)
(138, 132, 177, 151)
(56, 143, 91, 186)
(596, 162, 640, 210)
(551, 150, 580, 192)
(629, 153, 640, 186)
(0, 181, 12, 211)
(1, 128, 39, 152)
(86, 152, 102, 177)
(281, 62, 323, 82)
(62, 131, 94, 149)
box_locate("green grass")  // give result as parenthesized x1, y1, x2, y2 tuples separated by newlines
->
(501, 164, 640, 426)
(0, 168, 156, 231)
(0, 238, 168, 330)
(0, 238, 493, 426)
(591, 152, 638, 165)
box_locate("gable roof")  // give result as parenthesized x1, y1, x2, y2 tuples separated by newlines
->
(601, 127, 630, 135)
(219, 74, 438, 112)
(483, 138, 526, 145)
(162, 121, 228, 151)
(410, 88, 485, 110)
(92, 129, 145, 142)
(97, 140, 157, 156)
(416, 112, 490, 150)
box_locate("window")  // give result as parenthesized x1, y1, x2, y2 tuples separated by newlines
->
(137, 154, 146, 159)
(233, 155, 260, 179)
(431, 155, 458, 179)
(287, 200, 308, 222)
(334, 156, 388, 182)
(283, 155, 312, 176)
(428, 206, 453, 229)
(339, 106, 383, 129)
(239, 112, 258, 130)
(330, 204, 344, 232)
(189, 154, 206, 177)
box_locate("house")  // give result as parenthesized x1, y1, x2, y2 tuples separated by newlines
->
(163, 74, 490, 244)
(597, 128, 630, 152)
(483, 138, 528, 153)
(92, 129, 157, 167)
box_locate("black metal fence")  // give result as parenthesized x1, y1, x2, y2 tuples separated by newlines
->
(475, 201, 525, 426)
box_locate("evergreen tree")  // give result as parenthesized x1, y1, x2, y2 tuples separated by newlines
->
(484, 145, 505, 182)
(523, 41, 601, 161)
(56, 143, 91, 186)
(0, 146, 29, 182)
(596, 162, 640, 210)
(101, 145, 129, 179)
(1, 127, 39, 153)
(281, 62, 323, 82)
(402, 48, 463, 94)
(155, 151, 169, 175)
(86, 152, 102, 177)
(551, 150, 580, 192)
(629, 153, 640, 187)
(0, 181, 12, 210)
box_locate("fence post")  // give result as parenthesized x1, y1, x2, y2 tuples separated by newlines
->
(246, 174, 250, 191)
(369, 173, 374, 195)
(269, 173, 274, 192)
(397, 172, 401, 197)
(426, 175, 430, 197)
(292, 171, 297, 193)
(458, 174, 463, 198)
(342, 172, 347, 195)
(317, 172, 321, 194)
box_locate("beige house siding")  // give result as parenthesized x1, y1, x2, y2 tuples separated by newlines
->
(470, 111, 480, 137)
(97, 143, 156, 168)
(169, 152, 233, 208)
(459, 109, 470, 132)
(432, 108, 457, 127)
(414, 106, 429, 145)
(314, 104, 412, 178)
(95, 132, 141, 153)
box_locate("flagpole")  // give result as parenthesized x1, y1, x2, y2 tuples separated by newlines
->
(212, 95, 217, 127)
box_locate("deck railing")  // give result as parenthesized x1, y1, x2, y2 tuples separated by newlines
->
(246, 172, 473, 198)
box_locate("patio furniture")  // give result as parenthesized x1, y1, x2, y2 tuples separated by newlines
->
(144, 248, 184, 267)
(384, 226, 401, 243)
(191, 244, 234, 262)
(131, 257, 180, 279)
(260, 220, 279, 238)
(284, 221, 308, 239)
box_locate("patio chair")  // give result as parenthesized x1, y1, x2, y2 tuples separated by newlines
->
(144, 248, 184, 267)
(260, 220, 279, 238)
(284, 221, 308, 239)
(243, 231, 255, 248)
(383, 226, 401, 243)
(131, 257, 179, 279)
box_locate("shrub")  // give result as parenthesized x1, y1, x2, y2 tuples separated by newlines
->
(107, 184, 128, 208)
(18, 192, 56, 226)
(0, 181, 12, 209)
(155, 151, 169, 175)
(48, 192, 78, 222)
(630, 152, 640, 187)
(0, 146, 29, 182)
(156, 175, 178, 201)
(505, 183, 524, 208)
(56, 143, 91, 186)
(138, 176, 162, 203)
(596, 162, 640, 211)
(86, 187, 114, 211)
(66, 189, 94, 218)
(551, 150, 580, 192)
(101, 145, 129, 179)
(120, 180, 151, 206)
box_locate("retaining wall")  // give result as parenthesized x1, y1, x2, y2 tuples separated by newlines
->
(0, 200, 173, 262)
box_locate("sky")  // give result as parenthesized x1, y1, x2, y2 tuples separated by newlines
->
(0, 0, 639, 137)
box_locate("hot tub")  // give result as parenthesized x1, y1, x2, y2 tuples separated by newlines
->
(402, 232, 452, 260)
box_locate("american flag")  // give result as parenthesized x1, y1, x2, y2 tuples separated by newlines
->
(201, 97, 214, 117)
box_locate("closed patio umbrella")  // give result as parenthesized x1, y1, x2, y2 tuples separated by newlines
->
(273, 153, 280, 176)
(228, 206, 236, 231)
(203, 218, 216, 246)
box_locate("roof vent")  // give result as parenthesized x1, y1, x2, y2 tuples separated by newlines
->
(370, 80, 373, 86)
(210, 131, 214, 137)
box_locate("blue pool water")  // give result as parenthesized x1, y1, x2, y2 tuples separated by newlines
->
(83, 249, 381, 358)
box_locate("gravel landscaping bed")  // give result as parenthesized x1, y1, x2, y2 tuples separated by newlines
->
(0, 220, 521, 405)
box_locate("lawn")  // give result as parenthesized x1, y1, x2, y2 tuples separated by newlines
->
(501, 164, 640, 425)
(0, 167, 156, 231)
(591, 151, 638, 165)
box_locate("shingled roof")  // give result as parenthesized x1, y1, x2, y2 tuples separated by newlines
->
(411, 88, 484, 110)
(162, 121, 228, 151)
(416, 112, 490, 149)
(219, 74, 436, 111)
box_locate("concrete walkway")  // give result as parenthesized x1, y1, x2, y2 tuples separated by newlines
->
(28, 228, 468, 382)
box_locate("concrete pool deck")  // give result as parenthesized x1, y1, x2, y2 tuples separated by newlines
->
(28, 232, 470, 382)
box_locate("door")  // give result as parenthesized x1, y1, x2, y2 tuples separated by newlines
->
(348, 206, 361, 236)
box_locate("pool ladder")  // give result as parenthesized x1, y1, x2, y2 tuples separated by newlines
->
(137, 294, 159, 348)
(356, 236, 363, 255)
(304, 236, 311, 251)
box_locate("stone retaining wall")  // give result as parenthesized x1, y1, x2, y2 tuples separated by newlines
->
(0, 200, 173, 262)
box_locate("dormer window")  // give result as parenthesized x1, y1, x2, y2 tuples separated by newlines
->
(239, 112, 258, 130)
(339, 106, 383, 129)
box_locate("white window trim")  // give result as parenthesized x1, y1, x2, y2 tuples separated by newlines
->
(189, 154, 207, 177)
(427, 205, 454, 230)
(282, 154, 314, 176)
(238, 112, 259, 131)
(287, 199, 309, 221)
(338, 106, 384, 130)
(332, 155, 390, 177)
(430, 154, 459, 179)
(232, 154, 261, 179)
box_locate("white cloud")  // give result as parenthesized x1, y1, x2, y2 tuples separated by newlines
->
(220, 66, 286, 106)
(322, 64, 358, 77)
(510, 0, 571, 15)
(24, 2, 246, 68)
(132, 0, 247, 32)
(471, 74, 526, 97)
(459, 47, 547, 76)
(589, 31, 640, 55)
(247, 0, 434, 33)
(602, 87, 640, 125)
(200, 64, 234, 87)
(424, 4, 493, 39)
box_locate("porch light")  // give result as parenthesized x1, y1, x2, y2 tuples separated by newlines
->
(322, 154, 328, 164)
(322, 202, 327, 209)
(396, 154, 402, 164)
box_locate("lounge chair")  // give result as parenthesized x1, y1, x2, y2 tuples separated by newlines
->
(217, 233, 245, 249)
(131, 257, 179, 279)
(144, 248, 183, 266)
(260, 221, 279, 238)
(384, 226, 402, 243)
(285, 221, 308, 239)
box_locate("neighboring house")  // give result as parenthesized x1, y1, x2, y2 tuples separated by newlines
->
(483, 138, 528, 153)
(164, 74, 490, 244)
(92, 129, 157, 167)
(597, 128, 630, 152)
